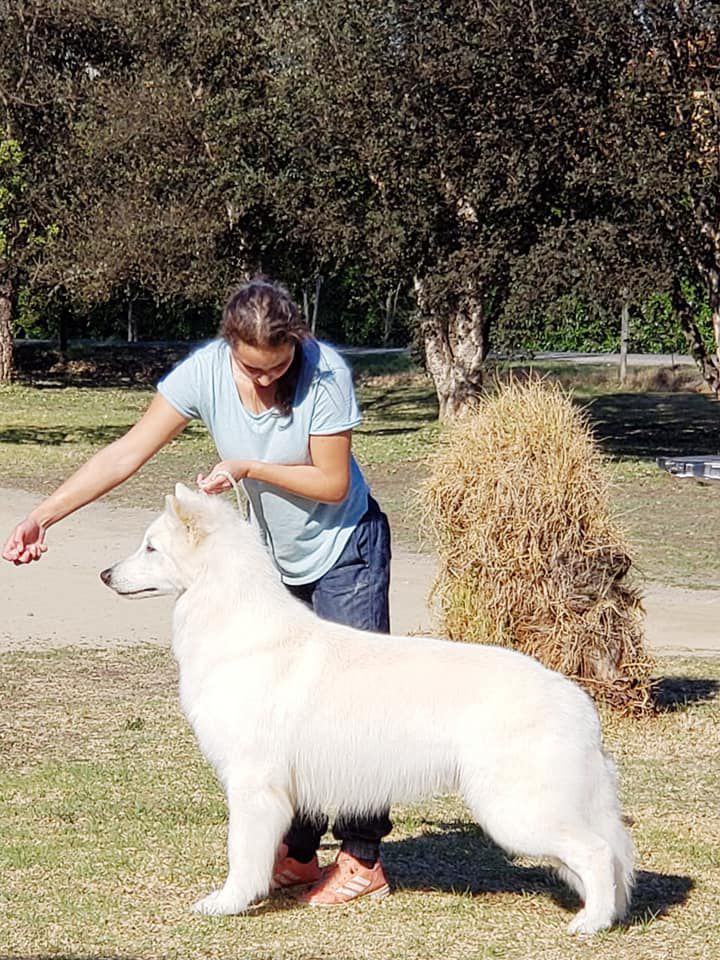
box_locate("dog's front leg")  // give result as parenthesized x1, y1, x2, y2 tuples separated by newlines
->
(193, 778, 293, 916)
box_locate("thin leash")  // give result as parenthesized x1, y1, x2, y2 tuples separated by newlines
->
(212, 469, 249, 518)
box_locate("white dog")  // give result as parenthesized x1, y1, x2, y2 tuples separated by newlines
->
(100, 483, 634, 934)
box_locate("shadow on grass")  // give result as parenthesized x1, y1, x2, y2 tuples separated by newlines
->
(653, 675, 719, 711)
(362, 386, 439, 421)
(356, 425, 426, 437)
(382, 823, 692, 925)
(582, 392, 720, 460)
(0, 426, 128, 446)
(0, 424, 206, 447)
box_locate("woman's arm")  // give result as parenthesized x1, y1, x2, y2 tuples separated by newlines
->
(2, 394, 189, 563)
(198, 431, 353, 504)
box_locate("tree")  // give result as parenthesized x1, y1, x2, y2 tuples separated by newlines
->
(0, 0, 124, 373)
(611, 1, 720, 389)
(31, 1, 273, 331)
(1, 0, 286, 354)
(260, 1, 661, 415)
(496, 2, 720, 390)
(0, 0, 70, 380)
(0, 138, 24, 380)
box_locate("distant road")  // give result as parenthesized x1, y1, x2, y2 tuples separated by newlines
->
(530, 350, 695, 367)
(341, 346, 697, 367)
(15, 338, 697, 368)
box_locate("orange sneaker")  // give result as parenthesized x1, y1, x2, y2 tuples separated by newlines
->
(297, 851, 390, 906)
(272, 844, 322, 890)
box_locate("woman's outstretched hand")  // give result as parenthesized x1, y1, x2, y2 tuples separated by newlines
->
(196, 460, 252, 494)
(2, 517, 47, 564)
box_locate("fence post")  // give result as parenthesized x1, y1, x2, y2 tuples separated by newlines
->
(620, 296, 630, 386)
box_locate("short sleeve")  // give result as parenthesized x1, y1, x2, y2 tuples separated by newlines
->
(310, 362, 362, 435)
(157, 346, 205, 419)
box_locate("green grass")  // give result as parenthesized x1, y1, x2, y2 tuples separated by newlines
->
(3, 363, 720, 580)
(0, 646, 717, 960)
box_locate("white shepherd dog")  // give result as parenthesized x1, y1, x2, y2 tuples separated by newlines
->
(100, 483, 634, 934)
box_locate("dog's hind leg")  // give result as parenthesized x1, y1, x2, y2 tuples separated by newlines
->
(193, 778, 293, 916)
(544, 830, 617, 935)
(466, 793, 618, 936)
(547, 859, 586, 902)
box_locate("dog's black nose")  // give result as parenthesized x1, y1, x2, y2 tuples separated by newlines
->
(99, 567, 112, 586)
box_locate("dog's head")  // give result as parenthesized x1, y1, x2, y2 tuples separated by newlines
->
(100, 483, 232, 598)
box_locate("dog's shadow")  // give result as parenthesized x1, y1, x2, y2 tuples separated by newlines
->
(377, 822, 692, 926)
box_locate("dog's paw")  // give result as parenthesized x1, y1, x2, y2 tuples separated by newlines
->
(192, 887, 249, 916)
(567, 909, 610, 936)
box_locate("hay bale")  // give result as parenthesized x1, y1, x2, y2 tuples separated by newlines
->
(422, 378, 654, 714)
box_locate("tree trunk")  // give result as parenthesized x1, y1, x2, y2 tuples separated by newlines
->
(693, 205, 720, 391)
(416, 278, 487, 420)
(0, 271, 14, 383)
(58, 298, 70, 353)
(619, 296, 630, 386)
(127, 299, 137, 342)
(673, 276, 720, 393)
(708, 266, 720, 372)
(311, 274, 322, 334)
(383, 281, 402, 345)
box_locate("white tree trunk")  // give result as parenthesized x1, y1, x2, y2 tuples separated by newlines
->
(416, 277, 487, 419)
(0, 273, 14, 383)
(127, 299, 138, 343)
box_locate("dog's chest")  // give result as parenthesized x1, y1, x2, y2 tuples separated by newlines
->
(175, 655, 274, 765)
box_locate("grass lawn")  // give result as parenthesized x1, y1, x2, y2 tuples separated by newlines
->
(2, 358, 720, 584)
(0, 646, 717, 960)
(1, 359, 720, 958)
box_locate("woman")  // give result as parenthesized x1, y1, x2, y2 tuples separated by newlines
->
(2, 278, 392, 905)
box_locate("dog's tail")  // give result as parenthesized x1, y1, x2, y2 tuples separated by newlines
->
(597, 754, 636, 920)
(551, 751, 635, 922)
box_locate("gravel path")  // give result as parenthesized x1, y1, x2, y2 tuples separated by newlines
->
(1, 487, 717, 656)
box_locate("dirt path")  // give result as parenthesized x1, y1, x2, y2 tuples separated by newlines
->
(1, 486, 718, 656)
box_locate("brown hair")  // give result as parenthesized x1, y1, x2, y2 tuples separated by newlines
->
(220, 278, 311, 416)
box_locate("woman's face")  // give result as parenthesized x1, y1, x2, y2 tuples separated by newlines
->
(231, 340, 296, 388)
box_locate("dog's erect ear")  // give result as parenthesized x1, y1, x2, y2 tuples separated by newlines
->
(174, 481, 195, 501)
(164, 488, 208, 546)
(164, 493, 181, 521)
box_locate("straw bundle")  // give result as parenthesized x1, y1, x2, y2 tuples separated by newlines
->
(422, 378, 654, 714)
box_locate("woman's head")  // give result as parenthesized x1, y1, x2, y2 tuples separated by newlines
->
(220, 279, 310, 412)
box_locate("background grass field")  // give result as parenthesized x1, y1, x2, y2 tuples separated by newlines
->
(0, 647, 718, 960)
(1, 357, 720, 959)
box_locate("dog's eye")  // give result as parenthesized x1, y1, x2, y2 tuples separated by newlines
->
(146, 544, 157, 553)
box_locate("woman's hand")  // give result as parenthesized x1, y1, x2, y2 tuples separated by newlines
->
(2, 394, 189, 568)
(197, 460, 252, 494)
(2, 517, 47, 565)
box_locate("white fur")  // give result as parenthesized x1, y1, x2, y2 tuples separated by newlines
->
(100, 484, 635, 934)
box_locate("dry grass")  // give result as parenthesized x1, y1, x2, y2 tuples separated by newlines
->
(0, 646, 718, 960)
(493, 361, 708, 396)
(422, 379, 653, 714)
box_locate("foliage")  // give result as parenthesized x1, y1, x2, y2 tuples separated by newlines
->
(0, 138, 24, 259)
(498, 2, 720, 379)
(0, 138, 57, 264)
(498, 287, 714, 354)
(1, 1, 720, 387)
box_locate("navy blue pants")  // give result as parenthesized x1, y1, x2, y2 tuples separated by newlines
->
(284, 495, 392, 864)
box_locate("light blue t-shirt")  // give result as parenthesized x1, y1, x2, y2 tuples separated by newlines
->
(157, 338, 369, 585)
